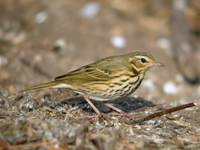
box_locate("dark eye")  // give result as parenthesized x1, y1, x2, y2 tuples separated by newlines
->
(141, 58, 146, 63)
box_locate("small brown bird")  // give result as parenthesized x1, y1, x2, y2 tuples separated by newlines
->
(21, 52, 164, 119)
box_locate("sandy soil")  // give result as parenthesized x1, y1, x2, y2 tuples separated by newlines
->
(0, 0, 200, 149)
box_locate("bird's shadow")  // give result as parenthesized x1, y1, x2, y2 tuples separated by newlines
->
(61, 96, 156, 113)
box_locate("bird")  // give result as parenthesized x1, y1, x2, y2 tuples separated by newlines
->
(20, 52, 164, 120)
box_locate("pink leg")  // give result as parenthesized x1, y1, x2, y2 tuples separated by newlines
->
(103, 101, 135, 120)
(84, 95, 101, 115)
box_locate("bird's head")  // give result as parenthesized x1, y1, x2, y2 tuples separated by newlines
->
(127, 52, 164, 74)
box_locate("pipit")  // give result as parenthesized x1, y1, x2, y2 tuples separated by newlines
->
(21, 52, 164, 120)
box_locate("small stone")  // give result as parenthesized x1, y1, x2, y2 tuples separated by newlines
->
(55, 38, 66, 48)
(156, 38, 171, 52)
(142, 79, 154, 88)
(2, 91, 8, 97)
(53, 38, 67, 52)
(110, 36, 126, 48)
(35, 11, 47, 24)
(163, 81, 178, 95)
(56, 107, 65, 112)
(146, 94, 154, 101)
(42, 122, 49, 130)
(80, 2, 101, 19)
(175, 74, 184, 83)
(145, 120, 156, 125)
(196, 86, 200, 96)
(12, 31, 27, 45)
(44, 131, 53, 140)
(173, 0, 186, 11)
(33, 54, 42, 63)
(0, 56, 8, 67)
(54, 144, 59, 148)
(9, 86, 16, 94)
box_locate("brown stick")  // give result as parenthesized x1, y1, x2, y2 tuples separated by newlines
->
(0, 137, 11, 150)
(9, 141, 56, 149)
(138, 102, 197, 123)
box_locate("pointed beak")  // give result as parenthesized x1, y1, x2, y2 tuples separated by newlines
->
(151, 61, 165, 67)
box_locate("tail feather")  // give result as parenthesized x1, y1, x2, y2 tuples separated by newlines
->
(20, 81, 58, 92)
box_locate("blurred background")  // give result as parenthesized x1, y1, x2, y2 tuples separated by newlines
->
(0, 0, 200, 105)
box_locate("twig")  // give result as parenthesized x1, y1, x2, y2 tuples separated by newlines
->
(0, 137, 11, 150)
(138, 102, 197, 123)
(9, 141, 56, 149)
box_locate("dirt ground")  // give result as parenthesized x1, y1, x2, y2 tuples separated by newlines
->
(0, 0, 200, 149)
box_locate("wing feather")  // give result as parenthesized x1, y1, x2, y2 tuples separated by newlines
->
(55, 65, 113, 82)
(54, 56, 128, 82)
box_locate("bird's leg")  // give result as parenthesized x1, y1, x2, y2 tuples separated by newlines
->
(103, 101, 135, 120)
(84, 94, 101, 115)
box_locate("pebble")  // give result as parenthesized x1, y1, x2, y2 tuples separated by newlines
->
(142, 79, 154, 88)
(196, 86, 200, 97)
(12, 31, 27, 45)
(163, 81, 178, 95)
(33, 54, 42, 63)
(56, 107, 65, 112)
(54, 144, 59, 148)
(44, 100, 52, 105)
(156, 38, 171, 53)
(175, 74, 184, 83)
(53, 38, 67, 52)
(110, 36, 126, 48)
(44, 131, 53, 140)
(3, 30, 26, 45)
(146, 94, 154, 101)
(55, 38, 66, 48)
(80, 2, 101, 19)
(0, 56, 8, 67)
(42, 122, 49, 130)
(35, 11, 47, 24)
(9, 86, 16, 94)
(173, 0, 186, 11)
(145, 120, 156, 125)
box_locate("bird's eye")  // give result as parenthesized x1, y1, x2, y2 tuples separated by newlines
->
(141, 58, 146, 63)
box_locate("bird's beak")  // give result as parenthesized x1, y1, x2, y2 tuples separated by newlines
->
(151, 61, 165, 67)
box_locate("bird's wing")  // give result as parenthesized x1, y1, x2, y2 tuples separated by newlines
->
(54, 65, 114, 82)
(54, 58, 126, 82)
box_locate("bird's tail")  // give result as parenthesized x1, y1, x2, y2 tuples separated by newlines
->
(20, 81, 59, 92)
